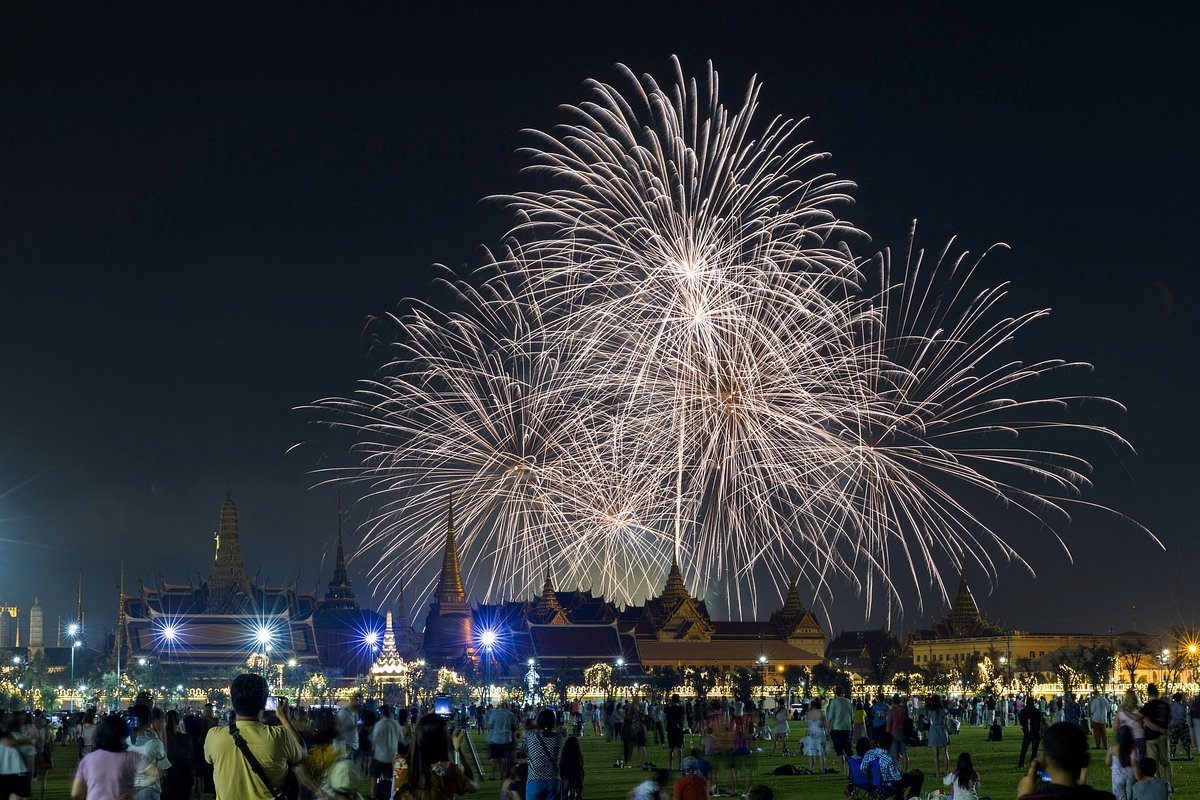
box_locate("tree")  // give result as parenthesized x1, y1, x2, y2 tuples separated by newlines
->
(810, 663, 851, 697)
(1079, 646, 1115, 694)
(646, 667, 683, 702)
(584, 662, 614, 698)
(918, 660, 955, 695)
(959, 652, 986, 693)
(1047, 647, 1089, 699)
(782, 665, 810, 700)
(685, 666, 723, 703)
(729, 668, 755, 701)
(1014, 657, 1043, 694)
(1116, 637, 1152, 687)
(863, 641, 900, 695)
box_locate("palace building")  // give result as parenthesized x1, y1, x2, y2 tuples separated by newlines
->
(418, 500, 827, 677)
(904, 573, 1108, 667)
(120, 492, 390, 673)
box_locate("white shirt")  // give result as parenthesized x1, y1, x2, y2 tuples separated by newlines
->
(371, 717, 401, 763)
(942, 772, 979, 800)
(0, 742, 25, 776)
(336, 707, 359, 753)
(127, 731, 171, 792)
(1090, 696, 1111, 724)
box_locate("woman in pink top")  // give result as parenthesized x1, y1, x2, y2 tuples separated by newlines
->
(72, 715, 153, 800)
(1115, 690, 1146, 761)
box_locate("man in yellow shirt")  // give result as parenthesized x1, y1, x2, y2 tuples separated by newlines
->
(204, 673, 305, 799)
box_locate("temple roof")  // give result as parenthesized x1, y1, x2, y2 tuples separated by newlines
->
(910, 573, 1006, 640)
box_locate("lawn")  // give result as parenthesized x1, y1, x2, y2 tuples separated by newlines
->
(30, 722, 1198, 799)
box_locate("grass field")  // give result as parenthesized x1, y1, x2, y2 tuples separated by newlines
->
(27, 722, 1198, 799)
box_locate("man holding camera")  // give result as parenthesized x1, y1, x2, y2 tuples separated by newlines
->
(1017, 721, 1116, 799)
(204, 673, 305, 799)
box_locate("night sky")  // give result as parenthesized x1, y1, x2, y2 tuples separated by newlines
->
(1, 5, 1196, 643)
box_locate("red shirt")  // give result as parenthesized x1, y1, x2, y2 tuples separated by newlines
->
(674, 773, 711, 800)
(886, 704, 908, 734)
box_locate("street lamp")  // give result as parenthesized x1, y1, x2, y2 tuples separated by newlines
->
(757, 654, 769, 703)
(70, 638, 81, 712)
(478, 629, 498, 703)
(255, 626, 274, 677)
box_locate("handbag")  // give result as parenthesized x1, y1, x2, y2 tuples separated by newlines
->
(227, 721, 299, 800)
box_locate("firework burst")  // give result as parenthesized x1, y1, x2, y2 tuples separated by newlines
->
(311, 57, 1151, 619)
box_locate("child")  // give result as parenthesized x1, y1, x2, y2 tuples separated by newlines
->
(1132, 758, 1168, 800)
(942, 752, 981, 800)
(986, 720, 1003, 742)
(1106, 725, 1139, 800)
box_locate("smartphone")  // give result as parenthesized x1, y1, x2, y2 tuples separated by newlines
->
(434, 694, 452, 718)
(265, 696, 280, 712)
(1034, 762, 1051, 783)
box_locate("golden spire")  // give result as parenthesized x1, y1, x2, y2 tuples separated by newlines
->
(436, 493, 465, 601)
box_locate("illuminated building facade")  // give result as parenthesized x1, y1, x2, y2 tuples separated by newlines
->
(122, 493, 322, 669)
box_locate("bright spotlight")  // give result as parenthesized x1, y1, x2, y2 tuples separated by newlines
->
(255, 627, 273, 644)
(138, 657, 148, 666)
(364, 631, 379, 646)
(480, 629, 498, 648)
(287, 658, 298, 667)
(615, 657, 625, 667)
(162, 626, 178, 641)
(68, 623, 79, 636)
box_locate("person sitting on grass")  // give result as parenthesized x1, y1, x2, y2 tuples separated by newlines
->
(1017, 721, 1115, 800)
(859, 732, 924, 800)
(673, 758, 710, 800)
(1131, 758, 1168, 800)
(941, 751, 986, 800)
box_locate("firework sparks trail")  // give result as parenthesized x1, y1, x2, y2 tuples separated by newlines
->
(309, 57, 1154, 620)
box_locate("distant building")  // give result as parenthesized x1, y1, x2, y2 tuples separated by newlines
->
(420, 501, 826, 677)
(122, 492, 322, 669)
(28, 597, 44, 655)
(903, 574, 1108, 669)
(311, 508, 387, 675)
(422, 497, 475, 665)
(0, 605, 18, 649)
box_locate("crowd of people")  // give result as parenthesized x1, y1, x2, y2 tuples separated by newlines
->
(0, 681, 1197, 800)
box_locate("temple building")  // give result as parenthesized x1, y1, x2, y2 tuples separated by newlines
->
(311, 506, 387, 675)
(421, 497, 475, 665)
(904, 573, 1107, 667)
(421, 504, 827, 676)
(122, 492, 322, 669)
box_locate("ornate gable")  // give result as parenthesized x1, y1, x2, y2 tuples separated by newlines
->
(527, 569, 571, 626)
(646, 557, 714, 641)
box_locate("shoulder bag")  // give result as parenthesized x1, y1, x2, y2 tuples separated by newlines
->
(227, 721, 299, 800)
